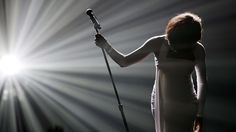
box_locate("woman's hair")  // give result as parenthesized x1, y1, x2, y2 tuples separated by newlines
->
(165, 12, 202, 44)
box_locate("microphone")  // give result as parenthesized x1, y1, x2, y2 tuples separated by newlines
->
(86, 8, 130, 132)
(86, 9, 101, 33)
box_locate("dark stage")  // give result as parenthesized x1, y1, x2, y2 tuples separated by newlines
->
(0, 0, 235, 132)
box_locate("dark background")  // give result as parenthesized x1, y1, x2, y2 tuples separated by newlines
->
(0, 0, 235, 132)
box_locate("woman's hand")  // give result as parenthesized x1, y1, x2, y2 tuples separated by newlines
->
(95, 34, 108, 48)
(193, 116, 203, 132)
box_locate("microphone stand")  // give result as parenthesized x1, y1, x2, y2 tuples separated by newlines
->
(86, 8, 130, 131)
(95, 28, 130, 132)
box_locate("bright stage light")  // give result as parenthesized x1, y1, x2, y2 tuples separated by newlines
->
(0, 54, 24, 76)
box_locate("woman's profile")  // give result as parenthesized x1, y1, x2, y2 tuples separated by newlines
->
(95, 12, 207, 132)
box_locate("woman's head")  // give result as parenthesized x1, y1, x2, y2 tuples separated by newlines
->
(165, 12, 202, 46)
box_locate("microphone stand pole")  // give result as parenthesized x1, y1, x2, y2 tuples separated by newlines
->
(95, 29, 130, 132)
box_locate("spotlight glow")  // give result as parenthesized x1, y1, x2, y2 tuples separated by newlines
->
(0, 0, 232, 131)
(0, 54, 24, 76)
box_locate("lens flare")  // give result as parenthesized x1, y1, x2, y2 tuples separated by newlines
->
(0, 54, 24, 76)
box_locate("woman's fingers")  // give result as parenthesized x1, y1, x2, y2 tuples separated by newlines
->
(95, 34, 106, 48)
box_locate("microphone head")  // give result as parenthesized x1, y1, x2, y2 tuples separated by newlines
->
(86, 8, 93, 15)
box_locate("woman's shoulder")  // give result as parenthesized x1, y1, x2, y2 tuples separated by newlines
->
(194, 42, 205, 52)
(195, 42, 205, 49)
(146, 34, 167, 48)
(194, 42, 206, 58)
(148, 34, 166, 42)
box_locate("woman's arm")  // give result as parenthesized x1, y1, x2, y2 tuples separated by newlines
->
(95, 34, 164, 67)
(193, 42, 207, 132)
(194, 42, 207, 117)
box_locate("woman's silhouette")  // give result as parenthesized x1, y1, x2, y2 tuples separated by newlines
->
(95, 12, 207, 132)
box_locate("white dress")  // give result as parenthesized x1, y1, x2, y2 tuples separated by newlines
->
(151, 39, 198, 132)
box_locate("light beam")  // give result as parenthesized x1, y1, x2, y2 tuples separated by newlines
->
(0, 54, 24, 76)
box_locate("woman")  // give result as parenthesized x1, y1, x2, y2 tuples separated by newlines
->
(95, 12, 207, 132)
